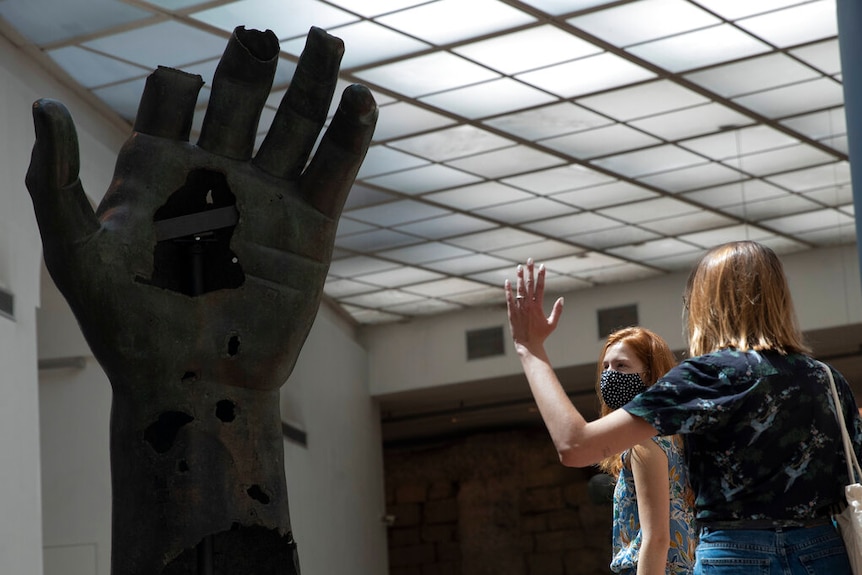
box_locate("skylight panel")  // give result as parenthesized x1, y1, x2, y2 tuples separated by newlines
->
(627, 24, 772, 73)
(0, 0, 153, 45)
(516, 52, 656, 98)
(684, 53, 821, 99)
(388, 125, 514, 162)
(683, 179, 787, 208)
(780, 108, 846, 141)
(733, 78, 844, 119)
(502, 164, 615, 195)
(83, 21, 227, 69)
(453, 25, 601, 75)
(629, 103, 753, 141)
(328, 255, 400, 278)
(568, 0, 719, 46)
(356, 146, 429, 179)
(736, 1, 837, 48)
(693, 0, 811, 20)
(447, 228, 547, 252)
(446, 146, 566, 179)
(804, 184, 853, 207)
(424, 181, 534, 211)
(191, 0, 358, 39)
(541, 124, 661, 159)
(766, 161, 851, 192)
(762, 208, 853, 235)
(607, 237, 701, 261)
(343, 184, 399, 211)
(718, 194, 823, 221)
(592, 144, 708, 178)
(679, 225, 773, 248)
(335, 229, 424, 252)
(518, 0, 617, 16)
(576, 80, 709, 121)
(47, 47, 150, 89)
(424, 254, 515, 276)
(726, 144, 836, 177)
(376, 0, 536, 45)
(680, 126, 798, 160)
(638, 162, 745, 193)
(790, 39, 842, 76)
(551, 181, 657, 210)
(394, 214, 498, 239)
(483, 102, 613, 141)
(419, 78, 557, 119)
(93, 78, 148, 122)
(336, 217, 376, 237)
(544, 251, 627, 275)
(346, 199, 451, 226)
(403, 277, 491, 298)
(364, 164, 483, 195)
(600, 196, 698, 223)
(280, 20, 429, 68)
(387, 298, 465, 316)
(372, 102, 457, 142)
(323, 278, 378, 298)
(354, 52, 500, 98)
(524, 211, 619, 237)
(638, 210, 737, 235)
(491, 239, 583, 262)
(474, 197, 577, 224)
(579, 262, 661, 283)
(378, 242, 474, 264)
(566, 226, 660, 250)
(326, 0, 427, 17)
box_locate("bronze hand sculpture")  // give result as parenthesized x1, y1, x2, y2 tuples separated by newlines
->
(27, 25, 377, 575)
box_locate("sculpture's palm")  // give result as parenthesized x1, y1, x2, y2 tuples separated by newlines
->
(27, 26, 377, 391)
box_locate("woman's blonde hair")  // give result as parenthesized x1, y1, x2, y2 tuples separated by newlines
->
(684, 241, 810, 357)
(596, 326, 677, 477)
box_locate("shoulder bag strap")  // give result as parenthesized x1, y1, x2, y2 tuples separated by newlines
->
(821, 360, 862, 483)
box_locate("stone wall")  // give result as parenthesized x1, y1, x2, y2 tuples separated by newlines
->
(384, 426, 613, 575)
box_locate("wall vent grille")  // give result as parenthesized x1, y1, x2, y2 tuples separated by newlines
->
(466, 326, 505, 360)
(597, 304, 639, 339)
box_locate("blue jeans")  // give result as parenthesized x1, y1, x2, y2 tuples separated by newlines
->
(695, 523, 852, 575)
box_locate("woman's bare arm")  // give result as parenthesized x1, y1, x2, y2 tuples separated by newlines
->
(630, 440, 671, 575)
(507, 260, 658, 467)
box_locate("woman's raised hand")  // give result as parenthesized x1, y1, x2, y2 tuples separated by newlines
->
(505, 258, 564, 355)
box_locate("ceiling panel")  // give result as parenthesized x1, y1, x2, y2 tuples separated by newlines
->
(10, 0, 852, 325)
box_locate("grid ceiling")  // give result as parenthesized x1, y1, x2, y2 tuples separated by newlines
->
(2, 0, 852, 325)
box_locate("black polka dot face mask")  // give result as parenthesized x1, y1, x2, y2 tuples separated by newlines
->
(599, 370, 647, 410)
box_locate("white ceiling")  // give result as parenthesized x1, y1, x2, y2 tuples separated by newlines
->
(1, 0, 851, 326)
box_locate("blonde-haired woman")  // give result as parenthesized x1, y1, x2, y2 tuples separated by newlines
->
(506, 242, 860, 575)
(596, 327, 697, 574)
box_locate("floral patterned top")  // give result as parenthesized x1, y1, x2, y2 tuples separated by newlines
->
(624, 349, 862, 524)
(610, 436, 697, 575)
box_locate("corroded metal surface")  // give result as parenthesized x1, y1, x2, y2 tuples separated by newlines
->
(27, 25, 377, 574)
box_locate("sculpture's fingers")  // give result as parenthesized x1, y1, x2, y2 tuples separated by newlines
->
(197, 26, 279, 160)
(254, 27, 343, 179)
(133, 66, 204, 141)
(300, 84, 377, 219)
(25, 99, 99, 261)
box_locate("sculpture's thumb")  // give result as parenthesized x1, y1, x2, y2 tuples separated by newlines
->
(26, 99, 98, 267)
(26, 99, 99, 293)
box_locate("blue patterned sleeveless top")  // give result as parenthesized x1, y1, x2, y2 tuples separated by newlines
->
(610, 436, 697, 574)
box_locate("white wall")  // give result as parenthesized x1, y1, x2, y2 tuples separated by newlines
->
(281, 303, 389, 575)
(363, 243, 862, 398)
(0, 25, 124, 575)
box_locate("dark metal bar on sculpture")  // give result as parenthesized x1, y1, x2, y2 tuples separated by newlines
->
(26, 26, 377, 575)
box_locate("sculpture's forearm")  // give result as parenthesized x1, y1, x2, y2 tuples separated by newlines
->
(108, 381, 296, 574)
